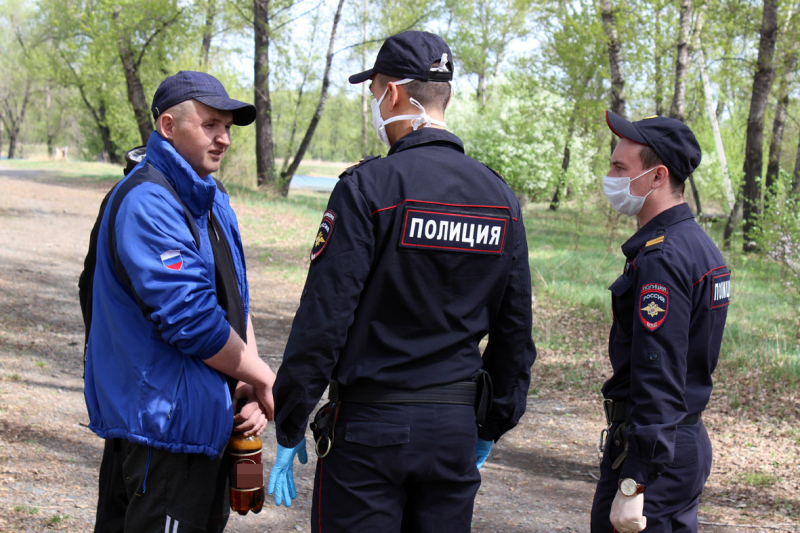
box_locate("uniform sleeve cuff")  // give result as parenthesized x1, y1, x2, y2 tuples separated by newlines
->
(620, 460, 662, 486)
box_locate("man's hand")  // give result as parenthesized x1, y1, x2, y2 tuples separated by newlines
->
(610, 489, 646, 533)
(268, 441, 308, 507)
(233, 382, 268, 436)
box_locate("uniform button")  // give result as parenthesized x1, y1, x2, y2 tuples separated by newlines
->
(648, 353, 658, 362)
(614, 440, 621, 447)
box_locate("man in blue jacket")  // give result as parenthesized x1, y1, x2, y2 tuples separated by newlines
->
(83, 71, 275, 532)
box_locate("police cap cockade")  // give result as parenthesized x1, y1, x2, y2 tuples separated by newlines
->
(349, 31, 454, 84)
(606, 110, 702, 182)
(151, 71, 257, 126)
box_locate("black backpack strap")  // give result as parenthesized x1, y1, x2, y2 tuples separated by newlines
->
(80, 162, 201, 371)
(106, 162, 201, 320)
(79, 185, 117, 372)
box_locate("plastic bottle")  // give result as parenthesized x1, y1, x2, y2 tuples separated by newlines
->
(228, 401, 265, 515)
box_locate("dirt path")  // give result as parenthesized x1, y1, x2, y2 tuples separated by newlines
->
(0, 169, 794, 532)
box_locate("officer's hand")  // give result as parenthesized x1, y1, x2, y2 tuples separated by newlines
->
(232, 382, 268, 436)
(475, 438, 493, 470)
(268, 440, 308, 507)
(610, 489, 646, 533)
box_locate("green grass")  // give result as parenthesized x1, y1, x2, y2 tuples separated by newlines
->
(13, 504, 39, 514)
(739, 471, 778, 487)
(48, 513, 70, 525)
(34, 361, 46, 368)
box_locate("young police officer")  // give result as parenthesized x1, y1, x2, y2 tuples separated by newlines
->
(268, 31, 537, 532)
(591, 111, 730, 532)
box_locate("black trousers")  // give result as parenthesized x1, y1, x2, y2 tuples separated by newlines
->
(311, 402, 481, 533)
(94, 438, 230, 533)
(590, 422, 713, 533)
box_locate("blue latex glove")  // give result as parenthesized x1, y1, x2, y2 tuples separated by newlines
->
(268, 440, 308, 507)
(475, 438, 493, 470)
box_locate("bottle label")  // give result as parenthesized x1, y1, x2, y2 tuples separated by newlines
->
(230, 449, 263, 490)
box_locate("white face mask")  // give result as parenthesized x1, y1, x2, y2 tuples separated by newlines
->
(371, 78, 447, 148)
(602, 167, 657, 217)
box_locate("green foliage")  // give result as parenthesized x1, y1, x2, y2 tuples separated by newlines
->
(12, 504, 38, 514)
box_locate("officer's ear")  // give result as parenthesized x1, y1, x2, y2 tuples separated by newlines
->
(159, 113, 176, 140)
(386, 81, 403, 112)
(652, 165, 670, 189)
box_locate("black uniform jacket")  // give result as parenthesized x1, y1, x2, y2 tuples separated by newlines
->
(603, 202, 730, 485)
(274, 128, 537, 448)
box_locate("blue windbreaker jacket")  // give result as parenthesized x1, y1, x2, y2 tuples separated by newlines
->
(84, 132, 249, 457)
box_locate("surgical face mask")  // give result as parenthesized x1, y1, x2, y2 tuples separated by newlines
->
(371, 78, 447, 148)
(602, 167, 657, 217)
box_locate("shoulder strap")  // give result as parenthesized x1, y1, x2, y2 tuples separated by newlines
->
(80, 162, 201, 370)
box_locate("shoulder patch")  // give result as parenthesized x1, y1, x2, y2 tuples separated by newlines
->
(711, 270, 731, 308)
(644, 234, 665, 254)
(639, 282, 669, 332)
(310, 210, 336, 262)
(398, 206, 509, 254)
(340, 155, 381, 178)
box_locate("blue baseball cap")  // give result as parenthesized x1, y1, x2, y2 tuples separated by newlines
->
(349, 31, 454, 84)
(151, 71, 257, 126)
(606, 110, 701, 181)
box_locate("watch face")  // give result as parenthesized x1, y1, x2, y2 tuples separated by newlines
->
(620, 478, 637, 496)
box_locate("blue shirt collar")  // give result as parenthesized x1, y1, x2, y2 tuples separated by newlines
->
(144, 131, 217, 217)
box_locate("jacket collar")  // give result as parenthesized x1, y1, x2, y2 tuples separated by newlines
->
(387, 127, 465, 156)
(144, 132, 217, 217)
(621, 202, 695, 260)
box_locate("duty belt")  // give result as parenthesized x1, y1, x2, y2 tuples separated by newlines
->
(603, 399, 703, 426)
(598, 399, 703, 467)
(337, 381, 477, 406)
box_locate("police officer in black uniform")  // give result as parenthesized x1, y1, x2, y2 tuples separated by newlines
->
(591, 111, 730, 533)
(267, 31, 537, 532)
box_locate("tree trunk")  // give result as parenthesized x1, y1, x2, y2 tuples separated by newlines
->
(669, 0, 692, 121)
(117, 38, 154, 145)
(46, 84, 54, 159)
(698, 48, 734, 210)
(97, 99, 120, 165)
(654, 5, 664, 115)
(201, 0, 217, 66)
(601, 0, 626, 154)
(550, 119, 575, 211)
(765, 93, 789, 201)
(741, 0, 779, 252)
(279, 0, 346, 196)
(254, 0, 275, 189)
(793, 133, 800, 196)
(3, 82, 31, 160)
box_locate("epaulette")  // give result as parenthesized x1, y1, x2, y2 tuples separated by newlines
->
(644, 231, 666, 253)
(340, 155, 381, 178)
(482, 163, 506, 182)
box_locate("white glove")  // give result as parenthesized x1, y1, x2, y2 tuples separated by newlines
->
(610, 488, 647, 532)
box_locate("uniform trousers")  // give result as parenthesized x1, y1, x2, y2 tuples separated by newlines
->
(311, 402, 481, 533)
(94, 438, 230, 533)
(590, 422, 712, 533)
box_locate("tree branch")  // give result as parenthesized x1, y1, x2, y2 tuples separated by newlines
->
(333, 13, 429, 56)
(135, 7, 186, 68)
(272, 0, 323, 32)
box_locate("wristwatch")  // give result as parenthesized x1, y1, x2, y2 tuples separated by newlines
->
(619, 478, 646, 496)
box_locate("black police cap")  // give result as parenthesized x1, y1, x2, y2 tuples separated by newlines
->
(606, 110, 701, 182)
(151, 71, 257, 126)
(349, 31, 454, 84)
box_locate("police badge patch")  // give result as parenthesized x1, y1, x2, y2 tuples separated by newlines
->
(310, 210, 336, 262)
(639, 282, 669, 332)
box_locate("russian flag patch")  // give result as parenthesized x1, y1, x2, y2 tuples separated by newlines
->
(160, 250, 183, 271)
